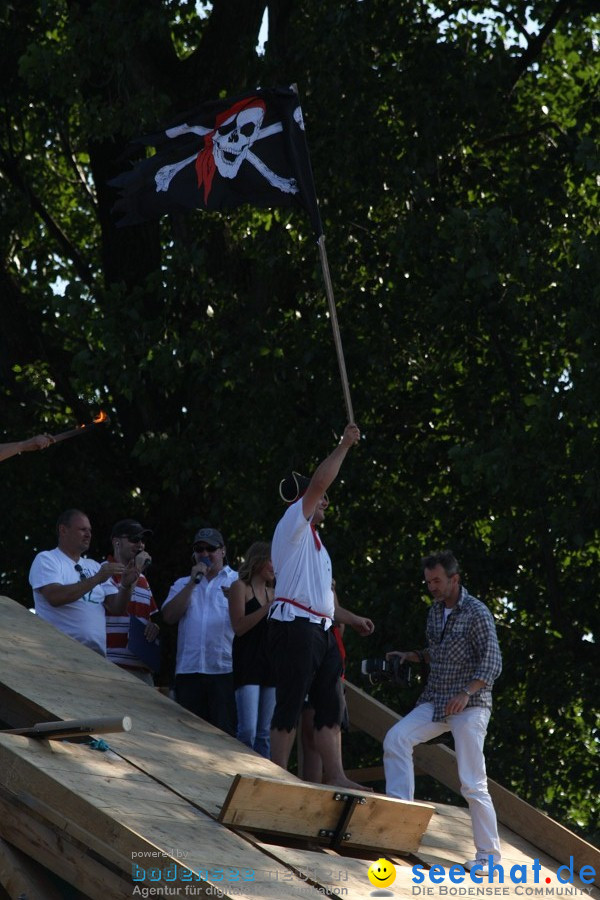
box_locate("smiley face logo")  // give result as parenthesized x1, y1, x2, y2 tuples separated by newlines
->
(368, 857, 397, 888)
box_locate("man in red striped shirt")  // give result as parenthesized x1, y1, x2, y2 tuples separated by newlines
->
(105, 519, 159, 685)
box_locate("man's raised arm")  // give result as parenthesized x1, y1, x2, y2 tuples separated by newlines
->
(302, 423, 360, 520)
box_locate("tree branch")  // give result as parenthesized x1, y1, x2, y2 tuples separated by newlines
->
(487, 2, 529, 42)
(509, 0, 574, 94)
(0, 147, 95, 288)
(58, 127, 98, 209)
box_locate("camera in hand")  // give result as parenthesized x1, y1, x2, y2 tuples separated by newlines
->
(361, 656, 411, 687)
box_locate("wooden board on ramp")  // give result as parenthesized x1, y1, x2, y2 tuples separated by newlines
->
(219, 773, 434, 854)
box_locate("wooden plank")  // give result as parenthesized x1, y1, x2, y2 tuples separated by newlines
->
(0, 836, 68, 900)
(254, 840, 379, 900)
(219, 774, 434, 854)
(2, 714, 132, 739)
(348, 788, 433, 854)
(0, 679, 52, 729)
(0, 739, 139, 872)
(0, 789, 131, 900)
(345, 679, 600, 883)
(345, 679, 398, 743)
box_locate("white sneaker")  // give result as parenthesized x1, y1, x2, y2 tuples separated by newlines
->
(464, 859, 490, 875)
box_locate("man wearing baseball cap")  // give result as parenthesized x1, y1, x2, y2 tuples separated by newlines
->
(162, 526, 238, 735)
(269, 423, 375, 788)
(105, 519, 159, 685)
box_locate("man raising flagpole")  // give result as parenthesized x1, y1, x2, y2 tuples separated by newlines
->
(268, 423, 374, 788)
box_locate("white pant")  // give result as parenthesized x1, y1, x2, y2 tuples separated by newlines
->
(383, 702, 501, 861)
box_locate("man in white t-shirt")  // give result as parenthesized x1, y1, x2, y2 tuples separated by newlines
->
(29, 508, 140, 656)
(162, 527, 238, 735)
(269, 423, 374, 788)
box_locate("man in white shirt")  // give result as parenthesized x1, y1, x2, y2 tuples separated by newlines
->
(269, 423, 374, 788)
(29, 508, 139, 656)
(162, 527, 238, 735)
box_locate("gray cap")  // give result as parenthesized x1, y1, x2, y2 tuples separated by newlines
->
(192, 527, 224, 548)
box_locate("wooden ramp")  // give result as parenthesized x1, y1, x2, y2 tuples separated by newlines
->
(0, 595, 597, 900)
(0, 732, 302, 900)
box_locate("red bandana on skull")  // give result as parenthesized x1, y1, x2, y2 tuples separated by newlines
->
(195, 97, 266, 203)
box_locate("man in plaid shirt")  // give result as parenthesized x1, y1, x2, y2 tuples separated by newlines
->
(383, 550, 502, 874)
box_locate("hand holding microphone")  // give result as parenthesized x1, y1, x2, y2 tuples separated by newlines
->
(134, 550, 152, 575)
(192, 555, 211, 584)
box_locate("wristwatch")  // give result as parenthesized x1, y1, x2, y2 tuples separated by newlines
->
(461, 687, 472, 697)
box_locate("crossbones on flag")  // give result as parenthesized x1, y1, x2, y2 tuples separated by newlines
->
(110, 86, 323, 238)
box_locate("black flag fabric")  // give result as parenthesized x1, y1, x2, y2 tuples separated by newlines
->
(109, 86, 323, 238)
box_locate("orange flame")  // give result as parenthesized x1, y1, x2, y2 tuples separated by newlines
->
(93, 411, 109, 424)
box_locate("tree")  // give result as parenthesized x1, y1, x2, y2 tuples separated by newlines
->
(0, 0, 598, 840)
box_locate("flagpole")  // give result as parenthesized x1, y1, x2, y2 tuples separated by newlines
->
(290, 82, 355, 424)
(317, 234, 355, 423)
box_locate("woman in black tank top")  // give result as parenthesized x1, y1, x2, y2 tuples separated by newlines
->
(228, 541, 276, 757)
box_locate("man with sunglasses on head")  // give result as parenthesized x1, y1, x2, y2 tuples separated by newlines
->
(29, 509, 139, 656)
(162, 527, 238, 735)
(105, 519, 160, 685)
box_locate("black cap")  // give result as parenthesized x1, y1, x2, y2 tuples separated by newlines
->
(111, 519, 153, 540)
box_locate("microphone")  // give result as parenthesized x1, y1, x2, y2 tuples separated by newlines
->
(134, 552, 151, 574)
(194, 556, 211, 584)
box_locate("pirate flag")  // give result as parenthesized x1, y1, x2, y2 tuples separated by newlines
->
(109, 86, 323, 238)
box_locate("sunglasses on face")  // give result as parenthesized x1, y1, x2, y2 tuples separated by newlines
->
(193, 544, 218, 554)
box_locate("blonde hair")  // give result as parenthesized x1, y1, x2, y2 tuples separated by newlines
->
(238, 541, 272, 585)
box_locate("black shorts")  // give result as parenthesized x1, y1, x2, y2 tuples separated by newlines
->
(304, 688, 349, 732)
(268, 617, 344, 732)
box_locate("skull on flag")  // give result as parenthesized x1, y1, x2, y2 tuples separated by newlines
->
(212, 104, 265, 178)
(150, 96, 299, 203)
(110, 87, 327, 232)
